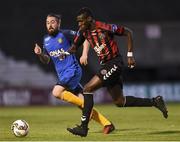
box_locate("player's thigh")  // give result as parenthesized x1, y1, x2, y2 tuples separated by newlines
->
(59, 67, 82, 91)
(70, 83, 83, 95)
(83, 75, 103, 93)
(52, 85, 66, 98)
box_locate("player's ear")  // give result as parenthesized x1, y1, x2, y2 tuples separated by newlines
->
(58, 20, 61, 29)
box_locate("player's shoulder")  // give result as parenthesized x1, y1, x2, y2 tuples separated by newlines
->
(95, 21, 109, 28)
(43, 35, 51, 42)
(95, 20, 117, 32)
(95, 21, 108, 30)
(60, 29, 77, 36)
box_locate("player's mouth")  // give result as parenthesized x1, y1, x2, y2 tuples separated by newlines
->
(49, 28, 54, 31)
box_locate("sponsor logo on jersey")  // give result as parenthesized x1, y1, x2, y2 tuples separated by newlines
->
(91, 32, 97, 35)
(58, 38, 63, 43)
(49, 48, 65, 57)
(94, 43, 106, 55)
(103, 64, 118, 80)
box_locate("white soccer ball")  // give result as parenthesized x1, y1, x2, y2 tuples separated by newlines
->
(11, 120, 29, 137)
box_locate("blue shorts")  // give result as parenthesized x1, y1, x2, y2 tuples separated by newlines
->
(57, 66, 82, 93)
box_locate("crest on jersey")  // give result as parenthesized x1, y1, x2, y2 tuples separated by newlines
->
(100, 69, 107, 75)
(58, 38, 63, 43)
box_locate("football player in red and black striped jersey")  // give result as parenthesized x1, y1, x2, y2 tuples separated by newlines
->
(67, 7, 168, 137)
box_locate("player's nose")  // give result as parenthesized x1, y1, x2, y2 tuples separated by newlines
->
(78, 22, 82, 27)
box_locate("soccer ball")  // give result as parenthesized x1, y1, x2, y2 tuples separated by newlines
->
(11, 120, 29, 137)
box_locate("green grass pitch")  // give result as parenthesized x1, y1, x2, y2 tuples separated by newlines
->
(0, 103, 180, 141)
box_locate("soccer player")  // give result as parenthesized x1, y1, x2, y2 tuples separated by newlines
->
(66, 7, 168, 137)
(33, 13, 115, 134)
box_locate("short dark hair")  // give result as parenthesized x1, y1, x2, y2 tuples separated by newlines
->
(77, 7, 93, 18)
(47, 13, 62, 21)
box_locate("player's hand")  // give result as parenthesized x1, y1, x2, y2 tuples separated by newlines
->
(80, 55, 88, 65)
(127, 57, 136, 69)
(34, 43, 42, 55)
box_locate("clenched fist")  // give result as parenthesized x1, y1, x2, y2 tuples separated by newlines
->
(34, 43, 42, 55)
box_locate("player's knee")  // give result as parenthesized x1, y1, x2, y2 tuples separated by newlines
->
(52, 89, 63, 99)
(83, 85, 93, 93)
(52, 91, 59, 98)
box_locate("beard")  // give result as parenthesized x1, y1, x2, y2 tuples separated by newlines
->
(47, 27, 59, 36)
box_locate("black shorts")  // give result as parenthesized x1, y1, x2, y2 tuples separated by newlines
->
(96, 55, 124, 89)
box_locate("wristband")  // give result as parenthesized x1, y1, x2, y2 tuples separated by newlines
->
(127, 52, 133, 57)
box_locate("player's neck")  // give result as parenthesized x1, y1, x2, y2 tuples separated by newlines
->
(49, 30, 59, 37)
(89, 20, 96, 31)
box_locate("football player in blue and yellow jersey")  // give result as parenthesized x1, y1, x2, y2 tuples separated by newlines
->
(34, 13, 115, 134)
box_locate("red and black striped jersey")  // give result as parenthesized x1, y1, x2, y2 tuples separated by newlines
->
(74, 21, 125, 64)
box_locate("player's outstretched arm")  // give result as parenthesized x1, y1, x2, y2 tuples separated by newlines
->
(34, 43, 50, 64)
(123, 27, 136, 69)
(68, 30, 86, 54)
(80, 40, 90, 66)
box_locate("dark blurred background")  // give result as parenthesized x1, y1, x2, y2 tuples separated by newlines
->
(0, 0, 180, 105)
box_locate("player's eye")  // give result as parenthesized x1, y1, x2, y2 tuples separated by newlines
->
(77, 20, 83, 22)
(46, 21, 50, 25)
(51, 20, 56, 24)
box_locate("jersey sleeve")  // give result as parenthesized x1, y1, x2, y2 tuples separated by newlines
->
(42, 36, 49, 55)
(61, 29, 76, 42)
(96, 21, 125, 36)
(42, 46, 49, 55)
(67, 30, 85, 53)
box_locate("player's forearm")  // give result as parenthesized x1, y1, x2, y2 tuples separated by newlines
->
(82, 40, 90, 57)
(68, 44, 78, 54)
(127, 31, 133, 53)
(69, 30, 85, 54)
(124, 27, 134, 53)
(38, 54, 50, 64)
